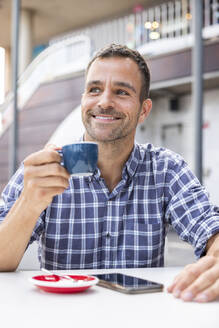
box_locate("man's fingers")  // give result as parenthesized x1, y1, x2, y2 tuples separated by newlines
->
(24, 149, 61, 166)
(44, 143, 61, 151)
(21, 147, 69, 212)
(24, 176, 70, 203)
(32, 186, 69, 201)
(180, 259, 219, 302)
(27, 176, 69, 189)
(25, 162, 69, 180)
(168, 256, 219, 302)
(167, 263, 199, 293)
(194, 279, 219, 303)
(167, 259, 209, 293)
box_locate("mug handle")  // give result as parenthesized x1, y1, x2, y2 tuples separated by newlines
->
(57, 149, 65, 167)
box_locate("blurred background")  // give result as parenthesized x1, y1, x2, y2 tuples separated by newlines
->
(0, 0, 218, 269)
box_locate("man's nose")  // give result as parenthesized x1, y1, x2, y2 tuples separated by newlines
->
(98, 90, 114, 109)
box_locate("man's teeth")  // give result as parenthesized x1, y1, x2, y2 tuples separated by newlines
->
(95, 116, 116, 120)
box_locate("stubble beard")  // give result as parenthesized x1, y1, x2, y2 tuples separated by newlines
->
(82, 106, 142, 144)
(83, 116, 140, 144)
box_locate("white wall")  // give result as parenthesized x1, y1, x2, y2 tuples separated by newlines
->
(136, 94, 195, 169)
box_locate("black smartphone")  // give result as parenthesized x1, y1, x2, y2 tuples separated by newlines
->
(94, 273, 164, 294)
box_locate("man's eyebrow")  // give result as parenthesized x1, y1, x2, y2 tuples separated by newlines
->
(86, 80, 102, 87)
(86, 80, 136, 94)
(114, 81, 136, 94)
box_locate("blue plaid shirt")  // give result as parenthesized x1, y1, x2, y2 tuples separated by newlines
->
(1, 143, 219, 270)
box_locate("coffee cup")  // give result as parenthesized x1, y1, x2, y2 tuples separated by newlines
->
(61, 142, 98, 176)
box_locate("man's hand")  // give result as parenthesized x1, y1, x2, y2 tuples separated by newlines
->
(167, 235, 219, 302)
(21, 145, 70, 214)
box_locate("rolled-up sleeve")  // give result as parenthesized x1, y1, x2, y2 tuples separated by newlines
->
(0, 164, 45, 246)
(165, 159, 219, 259)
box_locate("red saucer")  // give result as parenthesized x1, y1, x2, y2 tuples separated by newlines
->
(29, 274, 99, 294)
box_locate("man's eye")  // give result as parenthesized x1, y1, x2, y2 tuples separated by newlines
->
(117, 89, 129, 96)
(89, 87, 101, 93)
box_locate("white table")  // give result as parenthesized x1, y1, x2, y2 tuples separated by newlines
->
(0, 267, 218, 328)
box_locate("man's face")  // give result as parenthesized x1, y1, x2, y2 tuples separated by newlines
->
(81, 56, 150, 143)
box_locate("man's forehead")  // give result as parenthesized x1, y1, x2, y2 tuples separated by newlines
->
(86, 57, 141, 83)
(88, 56, 139, 72)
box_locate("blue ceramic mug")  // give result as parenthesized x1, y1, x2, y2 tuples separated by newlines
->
(61, 142, 98, 176)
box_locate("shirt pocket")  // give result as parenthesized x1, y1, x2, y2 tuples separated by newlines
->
(125, 218, 163, 239)
(122, 218, 164, 266)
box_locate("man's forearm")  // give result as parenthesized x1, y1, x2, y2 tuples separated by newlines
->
(206, 233, 219, 258)
(0, 194, 41, 271)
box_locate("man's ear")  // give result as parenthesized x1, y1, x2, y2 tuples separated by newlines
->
(138, 98, 152, 124)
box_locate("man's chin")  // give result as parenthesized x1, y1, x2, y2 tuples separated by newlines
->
(85, 132, 121, 143)
(90, 136, 118, 143)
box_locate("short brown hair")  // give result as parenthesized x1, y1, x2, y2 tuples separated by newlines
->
(86, 44, 150, 103)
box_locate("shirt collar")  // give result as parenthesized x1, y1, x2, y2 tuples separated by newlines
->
(80, 135, 141, 181)
(121, 142, 140, 179)
(92, 142, 140, 181)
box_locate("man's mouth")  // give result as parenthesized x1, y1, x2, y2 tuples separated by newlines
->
(92, 115, 121, 121)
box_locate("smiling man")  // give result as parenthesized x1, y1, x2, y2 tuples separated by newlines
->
(81, 53, 152, 192)
(0, 44, 219, 303)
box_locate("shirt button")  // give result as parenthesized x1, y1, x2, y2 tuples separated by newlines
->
(106, 232, 111, 238)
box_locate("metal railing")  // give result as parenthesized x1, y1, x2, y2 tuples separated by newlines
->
(50, 0, 219, 51)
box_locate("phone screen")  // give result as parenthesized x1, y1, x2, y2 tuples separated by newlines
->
(94, 273, 163, 294)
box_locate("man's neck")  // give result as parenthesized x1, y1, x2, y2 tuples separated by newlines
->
(85, 135, 134, 192)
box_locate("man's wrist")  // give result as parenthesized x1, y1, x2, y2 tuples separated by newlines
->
(206, 233, 219, 258)
(18, 191, 46, 218)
